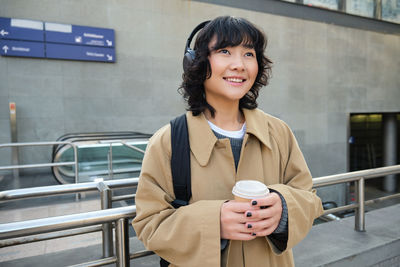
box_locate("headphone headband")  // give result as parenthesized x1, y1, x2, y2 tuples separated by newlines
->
(183, 20, 211, 73)
(184, 20, 210, 55)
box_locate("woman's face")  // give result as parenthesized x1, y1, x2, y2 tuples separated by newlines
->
(203, 38, 258, 107)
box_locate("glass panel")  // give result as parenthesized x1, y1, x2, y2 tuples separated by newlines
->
(55, 141, 148, 183)
(382, 0, 400, 23)
(346, 0, 375, 18)
(303, 0, 339, 10)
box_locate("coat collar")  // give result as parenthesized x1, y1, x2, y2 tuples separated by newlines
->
(186, 108, 272, 167)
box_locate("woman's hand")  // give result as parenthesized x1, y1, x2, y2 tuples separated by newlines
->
(246, 192, 283, 236)
(220, 200, 256, 240)
(220, 193, 283, 240)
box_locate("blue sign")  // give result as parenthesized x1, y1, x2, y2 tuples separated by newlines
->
(46, 43, 115, 62)
(0, 39, 45, 58)
(0, 17, 116, 63)
(0, 17, 44, 42)
(45, 22, 114, 47)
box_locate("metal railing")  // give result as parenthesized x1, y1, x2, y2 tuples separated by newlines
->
(0, 178, 139, 258)
(97, 140, 146, 180)
(0, 165, 399, 266)
(0, 141, 79, 184)
(313, 164, 400, 231)
(0, 206, 147, 267)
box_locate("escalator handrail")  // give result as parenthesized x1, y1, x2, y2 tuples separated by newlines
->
(51, 132, 150, 184)
(52, 132, 151, 159)
(55, 131, 146, 142)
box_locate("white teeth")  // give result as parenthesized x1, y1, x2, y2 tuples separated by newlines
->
(225, 77, 244, 83)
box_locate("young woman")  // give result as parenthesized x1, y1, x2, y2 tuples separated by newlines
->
(132, 16, 323, 267)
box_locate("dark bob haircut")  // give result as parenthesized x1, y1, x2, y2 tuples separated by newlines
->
(179, 16, 272, 117)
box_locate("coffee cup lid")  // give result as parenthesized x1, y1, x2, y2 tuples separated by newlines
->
(232, 180, 269, 199)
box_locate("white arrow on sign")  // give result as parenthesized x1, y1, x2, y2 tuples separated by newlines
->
(0, 29, 10, 36)
(106, 54, 113, 61)
(106, 40, 112, 46)
(2, 45, 9, 54)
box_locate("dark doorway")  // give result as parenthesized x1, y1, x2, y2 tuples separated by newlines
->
(348, 113, 400, 205)
(349, 114, 383, 172)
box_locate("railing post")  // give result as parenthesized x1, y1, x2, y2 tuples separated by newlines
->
(72, 144, 82, 201)
(108, 143, 113, 179)
(98, 182, 114, 258)
(355, 177, 366, 232)
(115, 218, 130, 267)
(72, 143, 79, 184)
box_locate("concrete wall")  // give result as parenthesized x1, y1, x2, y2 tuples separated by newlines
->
(0, 0, 399, 204)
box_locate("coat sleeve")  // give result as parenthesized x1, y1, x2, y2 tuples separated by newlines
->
(132, 125, 225, 267)
(267, 121, 324, 254)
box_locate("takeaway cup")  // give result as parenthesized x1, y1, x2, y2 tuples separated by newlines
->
(232, 180, 269, 202)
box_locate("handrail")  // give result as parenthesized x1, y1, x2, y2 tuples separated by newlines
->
(120, 141, 146, 154)
(2, 165, 399, 203)
(313, 164, 400, 231)
(0, 206, 135, 267)
(0, 206, 135, 240)
(0, 141, 79, 183)
(0, 178, 139, 202)
(312, 164, 400, 187)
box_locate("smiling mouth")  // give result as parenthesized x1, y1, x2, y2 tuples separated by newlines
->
(223, 77, 246, 83)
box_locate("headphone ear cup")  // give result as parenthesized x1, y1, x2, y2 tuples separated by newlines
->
(183, 48, 196, 74)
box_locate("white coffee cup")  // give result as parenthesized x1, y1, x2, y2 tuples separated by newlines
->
(232, 180, 269, 202)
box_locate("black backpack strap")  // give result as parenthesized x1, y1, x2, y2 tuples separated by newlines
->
(160, 114, 191, 266)
(160, 258, 170, 267)
(169, 114, 192, 208)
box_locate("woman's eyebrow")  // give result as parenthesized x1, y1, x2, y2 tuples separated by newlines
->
(242, 43, 255, 49)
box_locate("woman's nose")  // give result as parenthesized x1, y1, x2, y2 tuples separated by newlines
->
(230, 55, 245, 71)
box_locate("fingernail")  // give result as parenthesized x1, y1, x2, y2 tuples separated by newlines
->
(252, 200, 257, 205)
(252, 233, 256, 236)
(247, 224, 252, 229)
(246, 212, 252, 217)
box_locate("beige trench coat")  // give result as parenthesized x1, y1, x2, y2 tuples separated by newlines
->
(132, 108, 323, 267)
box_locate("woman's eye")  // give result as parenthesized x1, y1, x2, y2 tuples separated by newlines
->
(245, 52, 255, 57)
(219, 49, 230, 54)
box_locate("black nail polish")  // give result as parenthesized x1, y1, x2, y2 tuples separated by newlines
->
(252, 200, 257, 205)
(252, 233, 256, 236)
(246, 212, 252, 217)
(247, 224, 252, 229)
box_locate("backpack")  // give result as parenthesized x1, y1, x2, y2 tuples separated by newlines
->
(160, 114, 191, 267)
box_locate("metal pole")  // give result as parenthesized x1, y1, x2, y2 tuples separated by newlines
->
(98, 182, 114, 258)
(108, 143, 113, 179)
(115, 218, 130, 267)
(73, 144, 81, 201)
(9, 102, 20, 188)
(73, 144, 79, 184)
(355, 177, 365, 232)
(374, 0, 382, 19)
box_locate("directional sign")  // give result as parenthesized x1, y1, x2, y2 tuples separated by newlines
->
(0, 39, 45, 58)
(0, 17, 44, 42)
(46, 43, 115, 62)
(45, 22, 114, 47)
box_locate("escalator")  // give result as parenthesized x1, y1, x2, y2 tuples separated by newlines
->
(52, 132, 151, 184)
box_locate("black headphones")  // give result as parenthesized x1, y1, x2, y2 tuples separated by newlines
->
(183, 20, 210, 73)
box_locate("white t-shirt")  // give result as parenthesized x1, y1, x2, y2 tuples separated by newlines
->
(207, 120, 246, 139)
